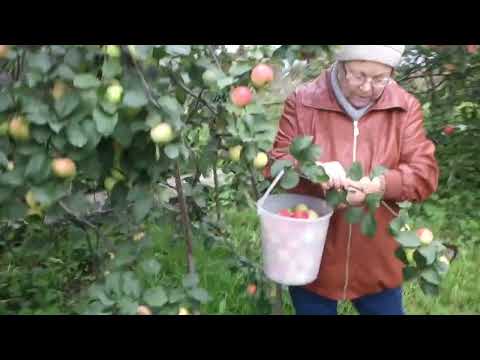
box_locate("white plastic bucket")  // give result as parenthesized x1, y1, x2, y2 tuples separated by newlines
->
(257, 170, 334, 286)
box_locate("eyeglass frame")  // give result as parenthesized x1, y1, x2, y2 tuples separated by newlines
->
(341, 62, 392, 89)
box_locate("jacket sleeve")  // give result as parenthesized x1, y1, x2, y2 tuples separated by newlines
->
(263, 92, 325, 198)
(383, 99, 439, 203)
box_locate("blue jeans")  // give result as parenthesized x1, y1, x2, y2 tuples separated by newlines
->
(289, 286, 405, 315)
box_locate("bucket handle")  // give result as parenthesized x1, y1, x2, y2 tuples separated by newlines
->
(258, 169, 285, 208)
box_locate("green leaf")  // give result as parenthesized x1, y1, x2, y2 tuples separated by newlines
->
(217, 76, 235, 89)
(326, 189, 347, 208)
(123, 89, 148, 108)
(73, 73, 100, 89)
(118, 298, 138, 315)
(371, 165, 388, 178)
(82, 119, 102, 148)
(346, 207, 364, 224)
(25, 152, 49, 180)
(300, 163, 329, 183)
(67, 122, 88, 148)
(158, 95, 182, 118)
(105, 273, 122, 297)
(55, 64, 76, 80)
(304, 145, 322, 162)
(112, 120, 133, 148)
(54, 93, 80, 118)
(280, 168, 300, 189)
(395, 231, 421, 248)
(0, 151, 8, 168)
(62, 192, 91, 216)
(143, 287, 168, 307)
(31, 182, 70, 207)
(27, 52, 52, 73)
(0, 202, 27, 220)
(0, 93, 14, 112)
(347, 162, 363, 181)
(89, 285, 115, 306)
(141, 259, 162, 276)
(122, 272, 141, 299)
(418, 245, 437, 266)
(290, 136, 313, 157)
(93, 108, 118, 136)
(365, 193, 382, 212)
(132, 191, 154, 223)
(0, 167, 24, 187)
(420, 269, 441, 286)
(168, 288, 186, 304)
(165, 45, 191, 56)
(164, 144, 179, 159)
(189, 288, 210, 304)
(360, 212, 376, 237)
(229, 62, 252, 77)
(271, 159, 292, 177)
(403, 266, 418, 281)
(102, 59, 123, 79)
(182, 273, 200, 288)
(419, 279, 439, 297)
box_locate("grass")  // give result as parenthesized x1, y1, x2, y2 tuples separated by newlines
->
(168, 203, 480, 315)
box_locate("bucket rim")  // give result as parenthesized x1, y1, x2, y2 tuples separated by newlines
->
(256, 200, 334, 223)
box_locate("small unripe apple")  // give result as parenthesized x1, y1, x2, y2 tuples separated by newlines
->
(229, 145, 242, 162)
(105, 83, 124, 104)
(178, 307, 191, 315)
(253, 152, 268, 169)
(52, 80, 68, 100)
(150, 123, 174, 144)
(104, 177, 117, 192)
(105, 45, 121, 58)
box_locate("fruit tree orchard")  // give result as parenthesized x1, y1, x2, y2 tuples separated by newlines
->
(0, 45, 475, 315)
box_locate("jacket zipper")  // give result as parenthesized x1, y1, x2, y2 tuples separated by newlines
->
(343, 119, 359, 300)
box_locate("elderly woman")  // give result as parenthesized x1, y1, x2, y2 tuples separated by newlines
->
(267, 45, 439, 315)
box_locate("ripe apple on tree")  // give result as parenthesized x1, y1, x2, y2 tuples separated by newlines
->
(247, 283, 257, 295)
(137, 305, 152, 315)
(230, 86, 253, 108)
(9, 116, 30, 141)
(443, 125, 455, 135)
(0, 45, 9, 59)
(416, 228, 433, 246)
(251, 64, 274, 88)
(52, 158, 77, 179)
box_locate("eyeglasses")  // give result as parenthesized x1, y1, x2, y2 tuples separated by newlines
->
(343, 63, 391, 89)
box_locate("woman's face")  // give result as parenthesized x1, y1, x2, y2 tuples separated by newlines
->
(337, 60, 393, 109)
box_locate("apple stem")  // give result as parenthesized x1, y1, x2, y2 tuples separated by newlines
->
(174, 161, 196, 275)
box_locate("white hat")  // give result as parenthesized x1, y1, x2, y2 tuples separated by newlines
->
(335, 45, 405, 68)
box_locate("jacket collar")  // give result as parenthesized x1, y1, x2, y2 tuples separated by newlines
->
(300, 69, 409, 113)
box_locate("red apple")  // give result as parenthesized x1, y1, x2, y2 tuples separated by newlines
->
(52, 158, 77, 179)
(247, 283, 257, 295)
(230, 86, 252, 108)
(416, 228, 433, 246)
(251, 64, 274, 88)
(293, 210, 309, 219)
(278, 209, 292, 217)
(0, 45, 9, 59)
(443, 125, 455, 135)
(137, 305, 152, 315)
(466, 45, 478, 54)
(9, 116, 30, 141)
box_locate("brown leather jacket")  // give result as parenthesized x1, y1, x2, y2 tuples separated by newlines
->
(265, 69, 439, 300)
